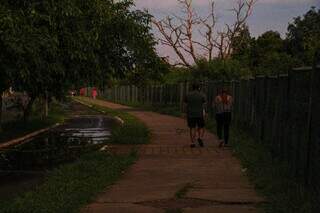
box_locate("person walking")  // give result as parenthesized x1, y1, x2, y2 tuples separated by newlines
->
(183, 83, 207, 148)
(213, 88, 233, 148)
(92, 88, 97, 99)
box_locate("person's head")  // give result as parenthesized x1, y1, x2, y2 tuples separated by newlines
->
(218, 87, 228, 95)
(192, 83, 200, 91)
(222, 88, 228, 95)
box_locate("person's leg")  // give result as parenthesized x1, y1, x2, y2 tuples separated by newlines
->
(188, 118, 197, 147)
(198, 127, 205, 139)
(190, 128, 197, 147)
(223, 112, 232, 146)
(216, 113, 224, 147)
(197, 117, 205, 147)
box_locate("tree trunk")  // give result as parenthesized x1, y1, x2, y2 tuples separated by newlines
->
(45, 94, 48, 117)
(41, 92, 49, 120)
(0, 93, 3, 133)
(23, 96, 35, 123)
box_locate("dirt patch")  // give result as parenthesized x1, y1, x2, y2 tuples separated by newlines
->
(137, 198, 215, 209)
(136, 197, 262, 210)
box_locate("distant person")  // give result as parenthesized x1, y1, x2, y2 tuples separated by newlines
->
(80, 88, 85, 96)
(213, 88, 233, 148)
(184, 83, 207, 148)
(92, 88, 97, 99)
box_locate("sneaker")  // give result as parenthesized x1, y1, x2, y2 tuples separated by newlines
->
(190, 143, 196, 148)
(197, 138, 204, 147)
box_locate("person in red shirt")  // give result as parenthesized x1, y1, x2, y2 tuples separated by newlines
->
(213, 88, 233, 148)
(79, 88, 85, 96)
(92, 88, 97, 99)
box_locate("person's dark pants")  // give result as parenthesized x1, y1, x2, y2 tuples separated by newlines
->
(215, 112, 231, 144)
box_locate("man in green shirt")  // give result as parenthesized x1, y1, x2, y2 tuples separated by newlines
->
(183, 83, 207, 148)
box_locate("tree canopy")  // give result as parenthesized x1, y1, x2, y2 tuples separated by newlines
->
(0, 0, 167, 121)
(287, 7, 320, 66)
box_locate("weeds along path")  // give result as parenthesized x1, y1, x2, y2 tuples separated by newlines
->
(80, 97, 265, 213)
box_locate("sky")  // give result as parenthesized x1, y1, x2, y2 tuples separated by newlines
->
(133, 0, 320, 63)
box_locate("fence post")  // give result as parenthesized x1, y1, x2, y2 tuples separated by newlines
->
(306, 51, 320, 188)
(179, 83, 184, 112)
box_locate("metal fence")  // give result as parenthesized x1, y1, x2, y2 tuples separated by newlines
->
(99, 63, 320, 204)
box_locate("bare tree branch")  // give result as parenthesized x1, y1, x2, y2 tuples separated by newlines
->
(152, 0, 257, 66)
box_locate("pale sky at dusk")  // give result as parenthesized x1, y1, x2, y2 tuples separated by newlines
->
(133, 0, 320, 62)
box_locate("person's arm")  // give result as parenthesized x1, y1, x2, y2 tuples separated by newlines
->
(202, 94, 207, 118)
(213, 96, 219, 109)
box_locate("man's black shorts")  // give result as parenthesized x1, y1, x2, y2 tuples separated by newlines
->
(187, 117, 205, 128)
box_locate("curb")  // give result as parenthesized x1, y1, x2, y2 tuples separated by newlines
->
(0, 123, 61, 150)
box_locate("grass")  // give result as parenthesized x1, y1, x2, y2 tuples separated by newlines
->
(0, 97, 151, 212)
(107, 100, 315, 213)
(0, 100, 66, 143)
(224, 124, 313, 213)
(0, 151, 137, 213)
(75, 97, 150, 145)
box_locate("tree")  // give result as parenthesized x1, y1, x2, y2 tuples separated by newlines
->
(287, 7, 320, 66)
(1, 0, 166, 121)
(153, 0, 257, 67)
(252, 31, 294, 75)
(96, 2, 168, 87)
(231, 25, 255, 67)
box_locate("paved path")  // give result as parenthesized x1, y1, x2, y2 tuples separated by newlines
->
(81, 98, 265, 213)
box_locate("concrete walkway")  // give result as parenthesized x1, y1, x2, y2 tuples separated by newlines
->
(81, 98, 265, 213)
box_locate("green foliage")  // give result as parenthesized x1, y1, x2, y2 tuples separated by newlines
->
(124, 59, 169, 87)
(108, 109, 150, 145)
(287, 7, 320, 66)
(0, 151, 137, 213)
(231, 25, 255, 67)
(192, 58, 252, 80)
(163, 67, 193, 83)
(0, 0, 164, 120)
(254, 51, 296, 76)
(164, 58, 252, 83)
(252, 31, 296, 75)
(0, 99, 66, 143)
(232, 129, 313, 213)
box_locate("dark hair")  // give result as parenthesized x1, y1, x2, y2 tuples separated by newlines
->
(192, 83, 200, 91)
(217, 87, 228, 95)
(222, 88, 228, 93)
